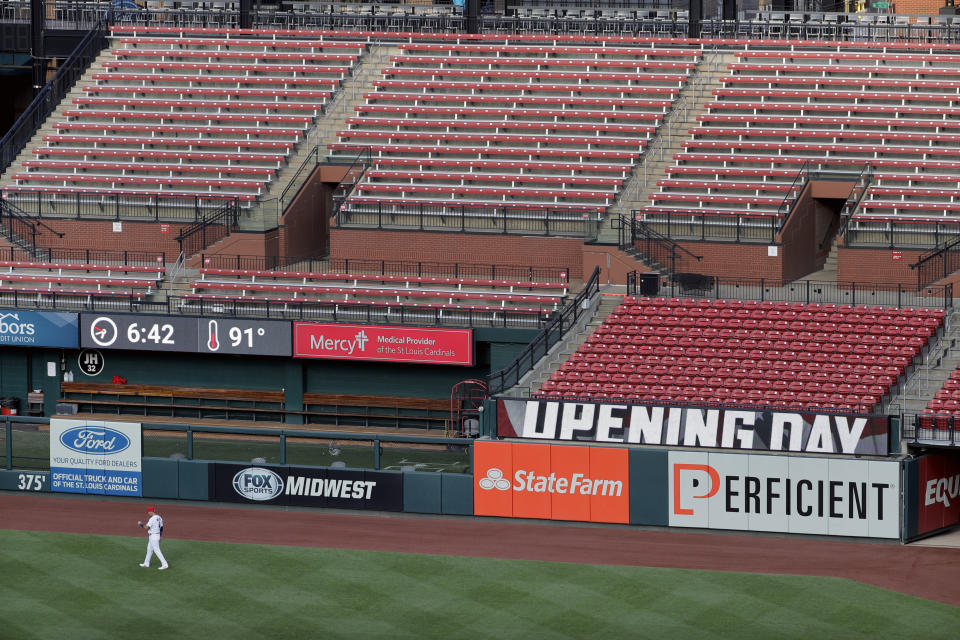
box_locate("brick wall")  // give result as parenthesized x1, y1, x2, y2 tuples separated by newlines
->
(837, 247, 922, 286)
(35, 220, 181, 260)
(674, 241, 783, 280)
(583, 245, 652, 285)
(894, 0, 944, 15)
(330, 229, 584, 279)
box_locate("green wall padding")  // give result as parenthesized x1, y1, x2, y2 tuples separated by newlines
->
(142, 458, 179, 499)
(441, 473, 474, 515)
(403, 471, 442, 514)
(178, 459, 210, 501)
(629, 449, 668, 526)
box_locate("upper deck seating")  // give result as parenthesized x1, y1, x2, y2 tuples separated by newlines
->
(6, 29, 363, 208)
(536, 296, 945, 412)
(644, 48, 960, 226)
(178, 265, 570, 319)
(0, 259, 165, 304)
(332, 42, 698, 216)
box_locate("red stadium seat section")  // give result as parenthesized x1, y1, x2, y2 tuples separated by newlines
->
(919, 363, 960, 428)
(9, 30, 363, 203)
(180, 266, 570, 318)
(535, 296, 946, 412)
(0, 260, 166, 302)
(643, 48, 960, 226)
(331, 41, 699, 215)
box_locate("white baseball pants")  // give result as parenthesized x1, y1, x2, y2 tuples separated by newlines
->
(143, 534, 168, 568)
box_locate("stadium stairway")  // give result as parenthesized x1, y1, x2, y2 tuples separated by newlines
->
(602, 51, 736, 232)
(507, 290, 620, 397)
(239, 44, 398, 232)
(792, 234, 841, 283)
(0, 50, 115, 190)
(886, 307, 960, 416)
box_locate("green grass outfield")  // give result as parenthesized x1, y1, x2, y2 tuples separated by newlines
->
(0, 531, 958, 640)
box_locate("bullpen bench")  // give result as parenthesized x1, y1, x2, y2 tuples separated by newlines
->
(301, 393, 450, 431)
(60, 382, 285, 422)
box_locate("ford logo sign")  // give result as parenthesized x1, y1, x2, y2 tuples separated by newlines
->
(59, 426, 131, 456)
(232, 467, 284, 501)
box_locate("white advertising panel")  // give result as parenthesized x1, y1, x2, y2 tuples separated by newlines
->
(49, 418, 142, 496)
(667, 452, 899, 539)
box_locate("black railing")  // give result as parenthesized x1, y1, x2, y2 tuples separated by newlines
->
(902, 414, 960, 447)
(4, 3, 960, 42)
(834, 164, 873, 249)
(330, 146, 372, 219)
(335, 201, 597, 237)
(635, 209, 782, 245)
(487, 265, 601, 395)
(1, 189, 243, 223)
(176, 198, 240, 258)
(658, 276, 953, 310)
(616, 214, 701, 276)
(912, 236, 960, 292)
(176, 296, 554, 328)
(843, 219, 960, 250)
(0, 245, 162, 265)
(199, 254, 570, 284)
(775, 161, 810, 225)
(626, 270, 637, 297)
(0, 19, 107, 174)
(275, 144, 323, 228)
(0, 199, 38, 255)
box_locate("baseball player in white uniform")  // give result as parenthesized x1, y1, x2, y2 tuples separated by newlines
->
(137, 506, 169, 570)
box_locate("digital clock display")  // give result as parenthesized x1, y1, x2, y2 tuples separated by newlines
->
(80, 314, 291, 356)
(81, 314, 198, 352)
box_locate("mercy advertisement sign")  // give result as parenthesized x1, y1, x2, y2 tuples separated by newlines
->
(498, 399, 890, 456)
(473, 441, 629, 524)
(49, 418, 141, 496)
(667, 451, 899, 538)
(293, 322, 473, 366)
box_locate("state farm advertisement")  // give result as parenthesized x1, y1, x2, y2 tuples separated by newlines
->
(473, 441, 629, 524)
(915, 453, 960, 537)
(293, 323, 473, 366)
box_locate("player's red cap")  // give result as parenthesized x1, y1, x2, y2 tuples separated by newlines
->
(146, 507, 155, 513)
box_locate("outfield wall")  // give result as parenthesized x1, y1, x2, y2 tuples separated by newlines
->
(11, 420, 960, 543)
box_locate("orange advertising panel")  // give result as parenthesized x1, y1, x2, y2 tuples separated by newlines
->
(512, 443, 552, 520)
(473, 441, 629, 524)
(550, 445, 591, 522)
(473, 441, 513, 517)
(588, 447, 630, 524)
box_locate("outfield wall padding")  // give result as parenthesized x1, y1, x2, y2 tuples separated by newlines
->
(441, 473, 473, 515)
(404, 472, 442, 514)
(178, 460, 210, 501)
(142, 458, 178, 499)
(0, 469, 50, 492)
(629, 449, 668, 526)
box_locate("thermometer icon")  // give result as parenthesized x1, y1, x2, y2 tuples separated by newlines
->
(207, 320, 219, 351)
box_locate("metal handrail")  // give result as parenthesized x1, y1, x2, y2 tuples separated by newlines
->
(330, 146, 372, 219)
(0, 199, 38, 255)
(0, 19, 108, 174)
(486, 265, 601, 395)
(618, 213, 701, 275)
(175, 198, 240, 257)
(837, 165, 877, 250)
